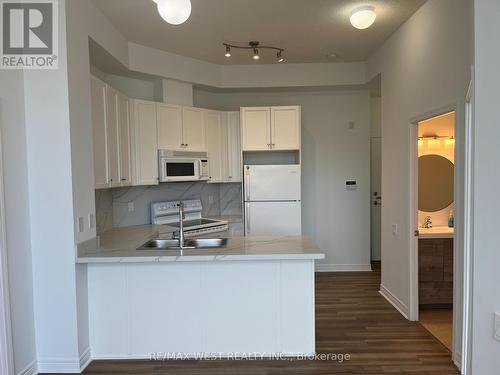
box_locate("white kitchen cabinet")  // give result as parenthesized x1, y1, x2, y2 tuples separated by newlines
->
(182, 106, 206, 151)
(241, 107, 270, 151)
(90, 76, 109, 189)
(271, 106, 301, 150)
(204, 110, 223, 183)
(157, 103, 183, 150)
(118, 92, 132, 186)
(106, 86, 121, 187)
(223, 112, 242, 182)
(130, 99, 158, 186)
(241, 106, 301, 151)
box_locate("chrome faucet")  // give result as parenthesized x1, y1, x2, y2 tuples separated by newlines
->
(177, 202, 185, 248)
(423, 216, 433, 229)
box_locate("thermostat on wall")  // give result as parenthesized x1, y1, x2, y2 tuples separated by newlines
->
(346, 180, 358, 190)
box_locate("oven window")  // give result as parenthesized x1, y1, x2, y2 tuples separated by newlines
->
(166, 162, 195, 176)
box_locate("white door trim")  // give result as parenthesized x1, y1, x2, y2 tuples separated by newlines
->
(0, 128, 14, 375)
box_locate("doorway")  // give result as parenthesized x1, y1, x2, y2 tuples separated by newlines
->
(416, 111, 456, 352)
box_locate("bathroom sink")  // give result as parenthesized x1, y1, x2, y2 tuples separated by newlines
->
(137, 238, 228, 250)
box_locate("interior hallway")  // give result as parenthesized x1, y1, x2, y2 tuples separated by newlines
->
(77, 269, 458, 374)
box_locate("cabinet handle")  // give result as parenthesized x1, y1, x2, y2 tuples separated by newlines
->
(121, 178, 126, 181)
(228, 176, 232, 179)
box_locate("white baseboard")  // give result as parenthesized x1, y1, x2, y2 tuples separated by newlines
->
(37, 356, 82, 373)
(379, 284, 409, 319)
(17, 359, 37, 375)
(80, 347, 92, 372)
(315, 264, 372, 272)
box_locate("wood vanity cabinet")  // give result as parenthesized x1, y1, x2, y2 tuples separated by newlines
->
(418, 238, 453, 307)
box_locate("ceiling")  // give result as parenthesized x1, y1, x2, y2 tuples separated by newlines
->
(92, 0, 426, 65)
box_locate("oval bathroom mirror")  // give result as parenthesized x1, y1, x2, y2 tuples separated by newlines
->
(418, 154, 454, 212)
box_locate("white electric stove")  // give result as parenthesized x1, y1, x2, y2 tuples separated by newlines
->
(151, 199, 228, 238)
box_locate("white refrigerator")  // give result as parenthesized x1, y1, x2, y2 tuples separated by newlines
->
(243, 165, 301, 236)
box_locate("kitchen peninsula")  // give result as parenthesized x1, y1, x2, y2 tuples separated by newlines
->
(77, 223, 324, 359)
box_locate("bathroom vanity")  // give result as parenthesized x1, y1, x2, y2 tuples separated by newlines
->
(418, 228, 454, 307)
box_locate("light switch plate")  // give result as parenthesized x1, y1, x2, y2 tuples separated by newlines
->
(77, 216, 84, 233)
(392, 223, 398, 236)
(495, 312, 500, 342)
(128, 202, 134, 212)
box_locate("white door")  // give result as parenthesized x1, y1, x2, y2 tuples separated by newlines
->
(271, 106, 301, 150)
(157, 103, 183, 150)
(245, 202, 301, 236)
(118, 92, 131, 186)
(371, 137, 382, 261)
(204, 110, 223, 183)
(182, 107, 206, 151)
(244, 165, 301, 201)
(227, 111, 241, 182)
(132, 100, 158, 185)
(106, 86, 120, 187)
(241, 107, 270, 151)
(90, 76, 109, 189)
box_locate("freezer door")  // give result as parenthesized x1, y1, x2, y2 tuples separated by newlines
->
(245, 201, 301, 236)
(244, 165, 301, 201)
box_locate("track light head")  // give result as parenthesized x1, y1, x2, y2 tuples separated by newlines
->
(277, 50, 284, 63)
(253, 48, 260, 60)
(225, 45, 231, 58)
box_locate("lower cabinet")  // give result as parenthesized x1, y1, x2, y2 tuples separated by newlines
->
(418, 238, 453, 307)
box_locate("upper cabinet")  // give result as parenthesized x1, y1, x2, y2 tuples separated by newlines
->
(182, 107, 206, 151)
(204, 110, 223, 183)
(130, 99, 159, 186)
(224, 112, 242, 182)
(157, 103, 183, 150)
(241, 106, 301, 151)
(91, 76, 132, 190)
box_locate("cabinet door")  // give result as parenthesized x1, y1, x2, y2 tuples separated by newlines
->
(106, 86, 121, 187)
(271, 106, 301, 150)
(227, 111, 242, 182)
(241, 107, 270, 151)
(118, 92, 132, 186)
(157, 103, 183, 150)
(182, 107, 206, 151)
(131, 100, 158, 185)
(90, 76, 109, 189)
(204, 110, 223, 183)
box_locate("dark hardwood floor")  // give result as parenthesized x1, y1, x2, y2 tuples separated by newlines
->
(80, 270, 458, 375)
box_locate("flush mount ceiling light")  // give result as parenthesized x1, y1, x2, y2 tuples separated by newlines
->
(350, 5, 376, 29)
(223, 41, 285, 63)
(153, 0, 191, 25)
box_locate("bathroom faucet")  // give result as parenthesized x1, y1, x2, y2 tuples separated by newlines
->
(423, 216, 433, 229)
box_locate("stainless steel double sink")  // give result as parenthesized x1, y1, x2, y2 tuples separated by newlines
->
(137, 238, 228, 250)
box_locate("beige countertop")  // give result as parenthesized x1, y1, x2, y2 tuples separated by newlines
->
(76, 222, 324, 264)
(419, 226, 454, 239)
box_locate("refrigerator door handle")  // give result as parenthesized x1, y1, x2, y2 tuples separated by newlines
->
(245, 172, 250, 201)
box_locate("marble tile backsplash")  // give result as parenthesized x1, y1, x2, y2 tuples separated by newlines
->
(95, 182, 243, 232)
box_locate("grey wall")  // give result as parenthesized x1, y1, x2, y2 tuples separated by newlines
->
(194, 89, 371, 270)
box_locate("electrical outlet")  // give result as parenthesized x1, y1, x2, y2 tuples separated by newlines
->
(392, 223, 398, 236)
(77, 217, 84, 233)
(88, 213, 95, 229)
(128, 202, 135, 212)
(209, 195, 214, 205)
(348, 121, 355, 129)
(495, 312, 500, 342)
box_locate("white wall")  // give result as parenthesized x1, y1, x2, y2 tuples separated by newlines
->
(23, 0, 82, 370)
(472, 1, 500, 372)
(366, 0, 473, 364)
(0, 71, 37, 374)
(162, 79, 193, 106)
(194, 89, 371, 271)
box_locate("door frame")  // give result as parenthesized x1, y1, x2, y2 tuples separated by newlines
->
(0, 128, 14, 375)
(408, 102, 462, 364)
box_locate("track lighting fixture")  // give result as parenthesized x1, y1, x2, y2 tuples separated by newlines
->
(222, 41, 285, 63)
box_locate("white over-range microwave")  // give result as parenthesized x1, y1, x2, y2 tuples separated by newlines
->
(158, 150, 210, 182)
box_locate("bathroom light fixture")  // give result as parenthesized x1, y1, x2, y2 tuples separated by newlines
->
(350, 6, 376, 29)
(222, 41, 285, 63)
(153, 0, 191, 25)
